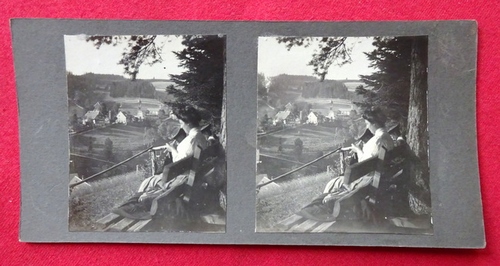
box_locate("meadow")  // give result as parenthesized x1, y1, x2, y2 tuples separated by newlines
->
(70, 123, 155, 179)
(69, 170, 146, 231)
(256, 171, 335, 231)
(256, 124, 351, 231)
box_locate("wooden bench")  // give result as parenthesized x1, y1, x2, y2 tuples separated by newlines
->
(97, 143, 223, 232)
(277, 138, 412, 233)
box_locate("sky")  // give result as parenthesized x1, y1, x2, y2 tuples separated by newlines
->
(258, 37, 376, 80)
(64, 35, 186, 80)
(65, 35, 377, 81)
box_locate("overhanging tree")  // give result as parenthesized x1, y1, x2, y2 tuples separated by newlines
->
(359, 36, 430, 208)
(86, 35, 226, 147)
(168, 35, 226, 146)
(358, 37, 413, 130)
(87, 35, 161, 81)
(277, 37, 351, 81)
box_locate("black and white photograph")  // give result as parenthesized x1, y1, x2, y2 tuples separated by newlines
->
(66, 34, 227, 232)
(256, 36, 433, 234)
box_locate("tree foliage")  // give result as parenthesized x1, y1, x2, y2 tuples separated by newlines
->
(86, 35, 227, 146)
(360, 36, 431, 207)
(277, 37, 351, 81)
(108, 80, 156, 98)
(87, 35, 162, 80)
(103, 138, 113, 161)
(257, 73, 267, 99)
(168, 35, 226, 131)
(358, 37, 414, 129)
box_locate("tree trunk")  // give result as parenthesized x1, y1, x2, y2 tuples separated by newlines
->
(220, 87, 227, 150)
(219, 43, 227, 150)
(406, 37, 431, 208)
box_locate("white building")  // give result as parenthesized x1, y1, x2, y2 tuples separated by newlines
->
(83, 110, 99, 125)
(273, 110, 291, 124)
(326, 109, 337, 120)
(116, 111, 127, 124)
(307, 112, 319, 125)
(338, 108, 352, 116)
(135, 110, 144, 120)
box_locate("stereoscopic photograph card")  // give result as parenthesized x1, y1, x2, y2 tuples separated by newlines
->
(256, 36, 432, 234)
(12, 19, 484, 248)
(65, 34, 227, 233)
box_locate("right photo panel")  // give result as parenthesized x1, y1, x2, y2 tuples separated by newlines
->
(256, 36, 433, 234)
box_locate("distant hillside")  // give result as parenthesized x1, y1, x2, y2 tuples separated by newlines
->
(269, 74, 319, 90)
(108, 80, 156, 98)
(67, 73, 158, 109)
(301, 80, 349, 99)
(341, 80, 369, 102)
(80, 73, 126, 81)
(342, 80, 365, 91)
(264, 75, 367, 109)
(149, 80, 180, 91)
(265, 74, 318, 105)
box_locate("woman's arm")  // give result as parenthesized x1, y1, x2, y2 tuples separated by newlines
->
(350, 142, 364, 159)
(165, 142, 179, 160)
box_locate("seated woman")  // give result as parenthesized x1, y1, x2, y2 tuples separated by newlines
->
(298, 107, 394, 222)
(112, 104, 208, 220)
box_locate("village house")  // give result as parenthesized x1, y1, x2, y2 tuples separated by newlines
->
(115, 111, 127, 124)
(326, 108, 337, 121)
(135, 109, 144, 121)
(273, 110, 297, 126)
(307, 111, 319, 125)
(94, 117, 106, 127)
(147, 108, 159, 116)
(93, 102, 103, 113)
(82, 110, 100, 125)
(338, 107, 353, 115)
(273, 110, 290, 124)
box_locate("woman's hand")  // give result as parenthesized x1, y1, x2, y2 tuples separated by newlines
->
(350, 143, 362, 155)
(138, 191, 156, 202)
(323, 193, 335, 204)
(165, 142, 175, 152)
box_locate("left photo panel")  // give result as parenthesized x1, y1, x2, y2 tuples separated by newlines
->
(66, 35, 227, 232)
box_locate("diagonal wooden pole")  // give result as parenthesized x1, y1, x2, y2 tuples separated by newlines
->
(256, 146, 342, 189)
(70, 146, 153, 188)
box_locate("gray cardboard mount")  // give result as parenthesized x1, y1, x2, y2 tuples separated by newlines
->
(12, 19, 484, 248)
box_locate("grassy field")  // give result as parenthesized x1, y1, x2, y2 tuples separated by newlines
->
(256, 123, 349, 230)
(151, 80, 177, 91)
(259, 124, 342, 154)
(256, 171, 335, 231)
(70, 123, 155, 178)
(71, 124, 150, 157)
(296, 96, 353, 115)
(101, 93, 164, 114)
(69, 170, 146, 231)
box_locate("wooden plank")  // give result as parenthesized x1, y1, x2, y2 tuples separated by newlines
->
(311, 221, 336, 233)
(279, 214, 303, 228)
(200, 214, 226, 225)
(127, 219, 152, 232)
(106, 218, 136, 232)
(289, 219, 319, 232)
(96, 213, 121, 226)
